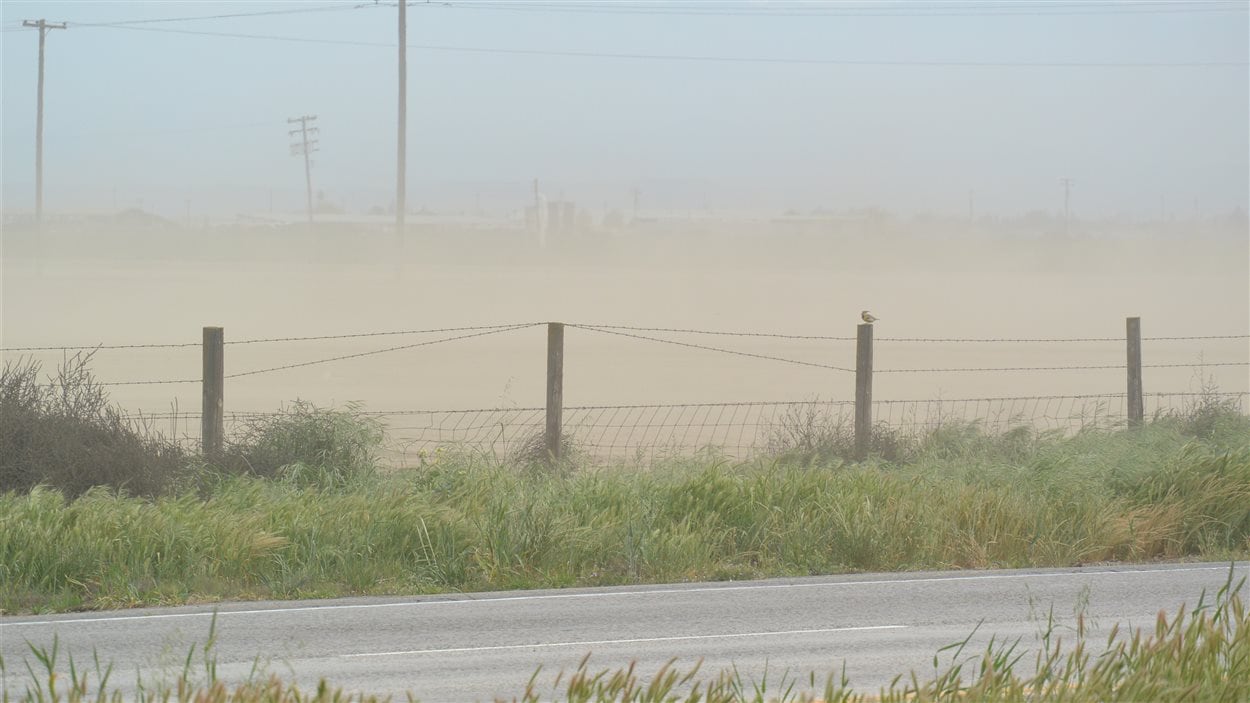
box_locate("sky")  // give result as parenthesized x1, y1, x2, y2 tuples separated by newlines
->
(1, 0, 1248, 218)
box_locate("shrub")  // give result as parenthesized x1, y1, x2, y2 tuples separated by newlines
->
(766, 403, 909, 465)
(0, 354, 186, 498)
(1167, 392, 1250, 444)
(509, 427, 586, 473)
(212, 401, 383, 486)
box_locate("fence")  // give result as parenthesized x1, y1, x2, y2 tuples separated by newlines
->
(5, 319, 1248, 465)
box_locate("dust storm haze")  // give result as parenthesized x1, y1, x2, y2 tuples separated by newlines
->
(2, 1, 1248, 456)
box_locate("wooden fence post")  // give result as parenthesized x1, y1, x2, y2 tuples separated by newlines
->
(545, 322, 564, 462)
(1127, 316, 1143, 426)
(854, 323, 873, 460)
(202, 326, 224, 457)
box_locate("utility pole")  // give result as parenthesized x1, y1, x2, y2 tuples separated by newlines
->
(1060, 177, 1074, 236)
(288, 115, 319, 225)
(23, 19, 67, 226)
(396, 0, 407, 238)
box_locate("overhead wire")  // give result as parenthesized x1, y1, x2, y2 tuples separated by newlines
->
(423, 0, 1249, 17)
(69, 3, 383, 28)
(66, 24, 1250, 67)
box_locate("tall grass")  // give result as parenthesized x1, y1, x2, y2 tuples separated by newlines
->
(5, 571, 1246, 702)
(3, 412, 1248, 613)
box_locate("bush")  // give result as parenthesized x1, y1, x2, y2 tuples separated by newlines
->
(766, 403, 910, 465)
(1155, 389, 1250, 445)
(0, 354, 187, 498)
(213, 401, 384, 486)
(509, 428, 586, 473)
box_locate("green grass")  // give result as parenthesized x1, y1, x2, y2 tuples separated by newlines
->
(4, 569, 1246, 702)
(2, 415, 1249, 614)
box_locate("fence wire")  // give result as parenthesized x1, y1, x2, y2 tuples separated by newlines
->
(8, 323, 1246, 387)
(10, 324, 1243, 354)
(128, 391, 1247, 466)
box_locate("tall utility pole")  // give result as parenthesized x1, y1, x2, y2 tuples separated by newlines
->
(288, 115, 319, 225)
(396, 0, 407, 238)
(1060, 177, 1074, 236)
(23, 19, 67, 226)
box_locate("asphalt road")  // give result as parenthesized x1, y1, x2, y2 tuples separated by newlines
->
(2, 562, 1245, 701)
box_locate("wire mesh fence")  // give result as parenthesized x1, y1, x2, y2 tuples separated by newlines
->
(9, 319, 1247, 465)
(122, 391, 1248, 465)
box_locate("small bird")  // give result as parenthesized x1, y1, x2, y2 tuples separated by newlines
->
(861, 310, 879, 324)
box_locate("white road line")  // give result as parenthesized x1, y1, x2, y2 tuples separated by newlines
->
(344, 625, 909, 658)
(3, 563, 1241, 628)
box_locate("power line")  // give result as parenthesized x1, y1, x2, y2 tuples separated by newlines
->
(1, 4, 377, 33)
(72, 24, 1250, 68)
(69, 3, 380, 28)
(82, 24, 389, 48)
(423, 0, 1249, 17)
(18, 121, 278, 142)
(19, 0, 1242, 30)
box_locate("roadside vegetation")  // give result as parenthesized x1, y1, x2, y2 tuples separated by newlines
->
(2, 356, 1249, 614)
(4, 569, 1246, 702)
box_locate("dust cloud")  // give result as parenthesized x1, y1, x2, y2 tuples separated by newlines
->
(3, 1, 1248, 444)
(3, 217, 1246, 427)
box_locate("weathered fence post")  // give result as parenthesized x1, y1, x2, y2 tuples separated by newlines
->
(854, 322, 873, 460)
(202, 326, 224, 457)
(545, 322, 564, 462)
(1127, 316, 1143, 426)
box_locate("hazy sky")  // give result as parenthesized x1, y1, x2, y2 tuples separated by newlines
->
(2, 0, 1248, 217)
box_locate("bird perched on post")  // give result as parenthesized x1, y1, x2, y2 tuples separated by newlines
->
(861, 310, 879, 324)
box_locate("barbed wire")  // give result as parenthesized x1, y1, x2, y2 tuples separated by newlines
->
(3, 342, 200, 352)
(1144, 335, 1250, 341)
(224, 323, 544, 345)
(568, 323, 856, 341)
(877, 334, 1250, 343)
(1146, 361, 1250, 368)
(567, 323, 1249, 343)
(98, 378, 201, 386)
(570, 324, 1124, 343)
(5, 325, 1246, 352)
(570, 325, 856, 372)
(876, 361, 1249, 373)
(224, 323, 541, 379)
(0, 323, 544, 352)
(38, 325, 541, 386)
(35, 379, 199, 387)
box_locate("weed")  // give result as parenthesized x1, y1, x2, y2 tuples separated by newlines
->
(765, 403, 908, 465)
(212, 401, 384, 485)
(0, 354, 187, 498)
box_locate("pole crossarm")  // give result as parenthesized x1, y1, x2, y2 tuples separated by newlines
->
(287, 114, 319, 225)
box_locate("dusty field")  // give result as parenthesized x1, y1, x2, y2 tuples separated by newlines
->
(3, 224, 1246, 456)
